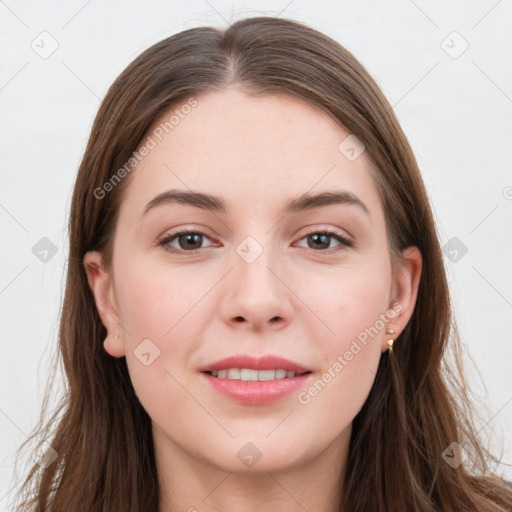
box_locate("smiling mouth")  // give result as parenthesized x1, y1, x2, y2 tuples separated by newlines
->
(203, 369, 312, 381)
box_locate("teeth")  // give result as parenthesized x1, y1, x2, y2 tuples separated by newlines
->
(208, 368, 299, 380)
(227, 368, 240, 379)
(240, 369, 259, 381)
(275, 369, 287, 379)
(257, 370, 275, 381)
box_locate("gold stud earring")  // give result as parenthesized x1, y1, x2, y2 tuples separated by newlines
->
(387, 339, 394, 352)
(385, 329, 395, 335)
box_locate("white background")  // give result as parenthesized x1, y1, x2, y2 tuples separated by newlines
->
(1, 0, 511, 506)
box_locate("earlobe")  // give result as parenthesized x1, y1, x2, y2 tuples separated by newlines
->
(103, 333, 126, 358)
(83, 251, 125, 357)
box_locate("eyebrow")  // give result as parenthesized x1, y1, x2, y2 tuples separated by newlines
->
(143, 189, 369, 217)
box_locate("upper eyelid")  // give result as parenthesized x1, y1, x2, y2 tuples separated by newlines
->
(294, 224, 351, 240)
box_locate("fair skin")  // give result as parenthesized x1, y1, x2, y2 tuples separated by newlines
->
(84, 88, 421, 512)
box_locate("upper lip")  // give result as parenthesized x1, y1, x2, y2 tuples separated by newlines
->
(199, 355, 311, 374)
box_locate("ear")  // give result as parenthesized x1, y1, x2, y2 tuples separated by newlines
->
(382, 246, 422, 351)
(83, 251, 126, 358)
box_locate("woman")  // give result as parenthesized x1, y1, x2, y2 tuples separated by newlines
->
(14, 15, 512, 512)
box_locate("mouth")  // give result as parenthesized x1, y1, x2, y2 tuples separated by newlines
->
(198, 355, 313, 405)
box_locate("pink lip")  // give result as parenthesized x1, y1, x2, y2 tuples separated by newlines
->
(200, 372, 312, 405)
(198, 355, 310, 373)
(198, 355, 312, 405)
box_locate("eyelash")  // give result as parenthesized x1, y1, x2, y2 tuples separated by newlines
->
(158, 228, 354, 255)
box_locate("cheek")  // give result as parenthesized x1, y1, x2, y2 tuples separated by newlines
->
(112, 258, 216, 409)
(294, 262, 391, 421)
(305, 260, 392, 344)
(114, 256, 214, 344)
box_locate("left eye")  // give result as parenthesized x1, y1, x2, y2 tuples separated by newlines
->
(295, 231, 352, 251)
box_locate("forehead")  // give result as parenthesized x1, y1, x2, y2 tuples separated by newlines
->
(119, 88, 381, 219)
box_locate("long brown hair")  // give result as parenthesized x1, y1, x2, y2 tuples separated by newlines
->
(13, 16, 512, 512)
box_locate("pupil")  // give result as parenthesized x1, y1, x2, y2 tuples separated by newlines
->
(180, 233, 202, 249)
(309, 233, 330, 249)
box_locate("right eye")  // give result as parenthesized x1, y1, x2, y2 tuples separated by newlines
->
(158, 230, 216, 253)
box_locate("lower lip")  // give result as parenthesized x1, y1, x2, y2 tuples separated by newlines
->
(201, 372, 312, 405)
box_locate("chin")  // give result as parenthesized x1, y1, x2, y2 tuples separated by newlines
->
(196, 435, 315, 475)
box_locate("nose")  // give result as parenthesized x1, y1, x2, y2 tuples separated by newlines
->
(218, 243, 293, 332)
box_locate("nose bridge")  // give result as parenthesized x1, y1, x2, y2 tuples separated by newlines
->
(233, 234, 281, 300)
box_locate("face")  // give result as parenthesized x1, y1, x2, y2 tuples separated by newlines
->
(85, 87, 421, 475)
